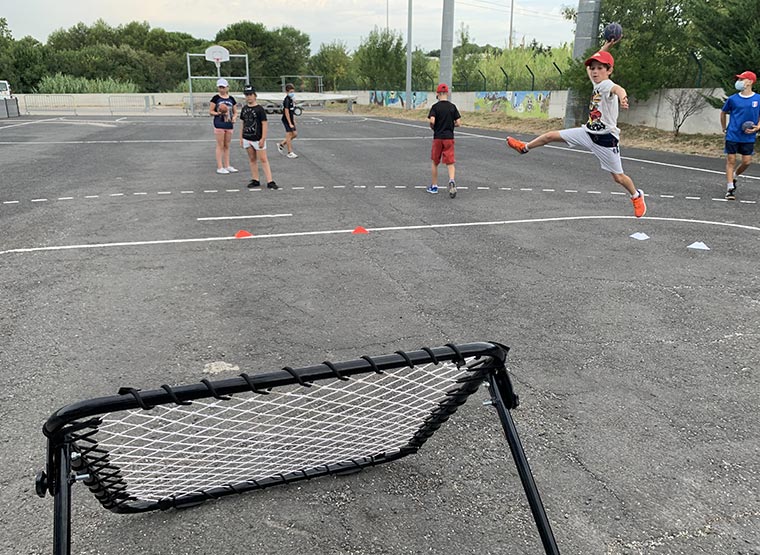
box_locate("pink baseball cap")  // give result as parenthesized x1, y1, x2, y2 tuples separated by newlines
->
(585, 50, 614, 68)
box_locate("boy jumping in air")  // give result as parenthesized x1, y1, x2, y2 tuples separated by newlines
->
(505, 42, 646, 218)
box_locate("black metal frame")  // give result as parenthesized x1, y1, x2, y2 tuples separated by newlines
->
(36, 342, 559, 555)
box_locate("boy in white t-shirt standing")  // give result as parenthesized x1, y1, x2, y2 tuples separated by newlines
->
(505, 42, 646, 218)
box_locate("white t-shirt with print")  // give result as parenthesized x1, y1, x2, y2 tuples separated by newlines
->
(584, 79, 620, 138)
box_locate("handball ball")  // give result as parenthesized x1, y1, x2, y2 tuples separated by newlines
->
(603, 22, 623, 41)
(218, 103, 229, 113)
(742, 121, 755, 132)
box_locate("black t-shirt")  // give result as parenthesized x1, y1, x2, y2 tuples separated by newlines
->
(240, 104, 268, 141)
(210, 94, 236, 129)
(428, 100, 461, 139)
(282, 94, 295, 122)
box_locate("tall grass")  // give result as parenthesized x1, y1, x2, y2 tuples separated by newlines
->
(477, 44, 573, 91)
(34, 73, 139, 94)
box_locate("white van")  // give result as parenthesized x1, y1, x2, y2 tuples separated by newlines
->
(0, 81, 12, 99)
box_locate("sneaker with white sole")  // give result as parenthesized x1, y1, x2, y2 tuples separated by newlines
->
(226, 166, 239, 173)
(448, 180, 457, 198)
(287, 152, 298, 159)
(216, 168, 230, 174)
(277, 143, 285, 155)
(426, 184, 439, 194)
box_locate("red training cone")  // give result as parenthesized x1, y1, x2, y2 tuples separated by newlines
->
(352, 226, 369, 234)
(234, 230, 253, 238)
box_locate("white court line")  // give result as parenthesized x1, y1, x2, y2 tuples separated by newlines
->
(197, 213, 293, 221)
(3, 215, 759, 256)
(365, 117, 760, 181)
(0, 117, 59, 131)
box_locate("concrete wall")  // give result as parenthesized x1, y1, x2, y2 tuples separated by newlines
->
(15, 89, 727, 135)
(343, 88, 724, 135)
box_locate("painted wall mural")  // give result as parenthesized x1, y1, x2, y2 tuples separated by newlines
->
(474, 91, 551, 118)
(370, 91, 429, 110)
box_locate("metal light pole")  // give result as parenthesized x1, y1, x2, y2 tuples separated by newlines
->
(564, 0, 601, 127)
(405, 0, 413, 110)
(439, 0, 455, 93)
(387, 0, 389, 31)
(508, 0, 514, 49)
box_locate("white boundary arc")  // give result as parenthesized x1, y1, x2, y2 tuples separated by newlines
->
(2, 215, 759, 257)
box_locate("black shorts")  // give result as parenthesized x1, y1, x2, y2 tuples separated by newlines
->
(724, 141, 755, 156)
(282, 119, 296, 133)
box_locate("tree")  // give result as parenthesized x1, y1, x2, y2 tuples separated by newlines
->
(353, 27, 405, 89)
(412, 48, 436, 90)
(690, 0, 760, 94)
(563, 0, 696, 101)
(665, 89, 707, 136)
(9, 37, 47, 92)
(310, 41, 351, 90)
(453, 24, 480, 90)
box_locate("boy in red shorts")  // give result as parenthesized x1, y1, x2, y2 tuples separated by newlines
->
(427, 83, 461, 198)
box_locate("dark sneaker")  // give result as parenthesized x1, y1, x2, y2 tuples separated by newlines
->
(506, 136, 529, 154)
(725, 188, 736, 200)
(247, 179, 261, 189)
(267, 181, 279, 190)
(448, 180, 457, 198)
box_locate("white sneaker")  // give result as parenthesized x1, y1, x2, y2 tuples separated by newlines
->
(277, 143, 285, 155)
(216, 168, 230, 174)
(226, 166, 239, 173)
(287, 152, 298, 159)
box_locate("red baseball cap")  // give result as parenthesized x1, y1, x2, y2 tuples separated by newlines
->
(736, 71, 757, 83)
(585, 50, 614, 68)
(436, 83, 449, 93)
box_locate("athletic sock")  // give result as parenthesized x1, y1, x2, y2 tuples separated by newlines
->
(727, 182, 734, 190)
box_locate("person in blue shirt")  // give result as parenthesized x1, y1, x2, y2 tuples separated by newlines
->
(720, 70, 760, 200)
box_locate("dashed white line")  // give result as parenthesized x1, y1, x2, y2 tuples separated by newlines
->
(587, 191, 602, 194)
(31, 198, 48, 202)
(542, 188, 555, 192)
(314, 186, 325, 189)
(3, 200, 19, 204)
(133, 192, 147, 196)
(565, 189, 578, 193)
(225, 189, 239, 193)
(203, 190, 218, 193)
(109, 193, 124, 197)
(395, 185, 406, 189)
(58, 197, 73, 201)
(739, 200, 757, 204)
(520, 188, 533, 191)
(355, 185, 366, 188)
(84, 195, 99, 199)
(197, 213, 293, 221)
(292, 187, 305, 190)
(375, 185, 387, 188)
(180, 191, 194, 194)
(334, 185, 346, 189)
(660, 194, 675, 198)
(686, 196, 701, 200)
(477, 187, 490, 190)
(157, 191, 172, 195)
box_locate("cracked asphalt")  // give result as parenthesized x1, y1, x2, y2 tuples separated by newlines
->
(0, 112, 758, 555)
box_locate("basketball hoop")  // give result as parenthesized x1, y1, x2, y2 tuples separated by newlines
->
(205, 45, 230, 76)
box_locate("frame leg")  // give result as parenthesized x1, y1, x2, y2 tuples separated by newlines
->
(488, 372, 560, 555)
(53, 441, 72, 555)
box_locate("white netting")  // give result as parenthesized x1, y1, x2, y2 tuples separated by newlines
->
(89, 359, 481, 503)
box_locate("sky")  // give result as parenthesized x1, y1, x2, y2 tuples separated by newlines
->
(3, 0, 576, 53)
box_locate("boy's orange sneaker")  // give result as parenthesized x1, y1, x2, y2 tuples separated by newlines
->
(506, 136, 529, 154)
(631, 189, 647, 217)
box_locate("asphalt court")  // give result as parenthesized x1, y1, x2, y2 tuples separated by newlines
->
(1, 112, 759, 554)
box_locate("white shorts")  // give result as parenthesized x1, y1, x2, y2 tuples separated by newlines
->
(559, 127, 624, 174)
(242, 139, 266, 151)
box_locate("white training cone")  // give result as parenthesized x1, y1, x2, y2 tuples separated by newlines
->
(687, 241, 710, 251)
(630, 232, 650, 241)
